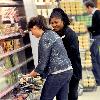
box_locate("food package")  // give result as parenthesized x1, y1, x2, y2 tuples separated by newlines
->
(0, 77, 8, 92)
(4, 57, 12, 69)
(13, 39, 20, 49)
(12, 53, 19, 66)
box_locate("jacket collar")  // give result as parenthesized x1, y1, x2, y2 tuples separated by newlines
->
(55, 26, 68, 37)
(92, 8, 98, 15)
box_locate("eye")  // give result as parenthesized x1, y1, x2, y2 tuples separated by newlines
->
(51, 21, 58, 25)
(55, 21, 58, 24)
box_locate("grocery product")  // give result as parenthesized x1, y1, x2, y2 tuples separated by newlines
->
(12, 53, 19, 66)
(76, 15, 92, 26)
(69, 22, 87, 33)
(59, 0, 84, 15)
(0, 77, 8, 92)
(4, 57, 12, 68)
(97, 0, 100, 10)
(82, 71, 96, 88)
(13, 39, 20, 49)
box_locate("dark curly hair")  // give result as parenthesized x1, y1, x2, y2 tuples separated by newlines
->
(84, 1, 95, 8)
(28, 15, 49, 31)
(49, 8, 70, 26)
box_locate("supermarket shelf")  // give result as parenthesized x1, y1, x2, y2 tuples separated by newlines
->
(35, 2, 52, 5)
(0, 57, 33, 79)
(82, 67, 92, 71)
(35, 2, 57, 9)
(11, 57, 33, 73)
(0, 43, 31, 59)
(0, 1, 23, 7)
(83, 85, 97, 92)
(79, 48, 91, 52)
(0, 82, 18, 98)
(79, 49, 86, 52)
(0, 33, 22, 40)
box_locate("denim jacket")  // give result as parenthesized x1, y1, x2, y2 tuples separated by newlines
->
(35, 30, 72, 77)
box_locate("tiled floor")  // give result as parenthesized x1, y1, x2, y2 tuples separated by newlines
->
(79, 86, 100, 100)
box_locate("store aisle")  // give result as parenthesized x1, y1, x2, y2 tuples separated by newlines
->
(79, 86, 100, 100)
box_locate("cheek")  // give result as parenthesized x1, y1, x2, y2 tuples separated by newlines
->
(31, 30, 35, 35)
(61, 22, 64, 28)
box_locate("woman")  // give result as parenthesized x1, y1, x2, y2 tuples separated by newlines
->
(49, 8, 82, 100)
(27, 15, 73, 100)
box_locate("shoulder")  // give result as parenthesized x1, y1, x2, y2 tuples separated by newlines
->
(40, 30, 61, 44)
(94, 10, 100, 15)
(44, 30, 60, 40)
(65, 27, 77, 37)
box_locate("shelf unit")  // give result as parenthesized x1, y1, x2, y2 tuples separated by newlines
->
(0, 0, 34, 99)
(34, 1, 57, 18)
(0, 82, 18, 98)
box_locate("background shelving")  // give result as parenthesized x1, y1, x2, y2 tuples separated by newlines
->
(0, 0, 34, 99)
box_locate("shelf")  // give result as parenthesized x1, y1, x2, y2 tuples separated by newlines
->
(35, 2, 52, 5)
(79, 49, 86, 52)
(0, 1, 23, 7)
(35, 2, 57, 9)
(0, 43, 31, 59)
(0, 82, 18, 98)
(0, 57, 33, 79)
(36, 4, 54, 9)
(0, 33, 22, 40)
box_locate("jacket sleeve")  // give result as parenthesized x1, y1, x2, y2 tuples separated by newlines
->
(65, 30, 82, 79)
(34, 38, 52, 75)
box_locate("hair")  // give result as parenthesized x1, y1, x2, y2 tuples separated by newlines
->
(18, 17, 27, 31)
(84, 1, 95, 8)
(49, 8, 70, 26)
(28, 15, 49, 31)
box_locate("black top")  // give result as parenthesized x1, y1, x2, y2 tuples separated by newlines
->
(56, 27, 82, 79)
(88, 10, 100, 37)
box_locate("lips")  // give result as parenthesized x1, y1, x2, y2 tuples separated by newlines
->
(53, 27, 59, 31)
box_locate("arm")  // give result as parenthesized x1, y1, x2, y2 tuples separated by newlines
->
(28, 38, 52, 77)
(34, 38, 52, 75)
(88, 10, 100, 33)
(65, 31, 82, 79)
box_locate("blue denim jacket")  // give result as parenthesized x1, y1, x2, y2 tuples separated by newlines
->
(35, 30, 72, 77)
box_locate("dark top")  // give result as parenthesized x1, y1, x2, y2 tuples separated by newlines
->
(56, 27, 82, 79)
(35, 30, 72, 77)
(88, 10, 100, 37)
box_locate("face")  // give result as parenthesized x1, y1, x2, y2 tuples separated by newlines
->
(50, 17, 64, 32)
(85, 6, 92, 14)
(30, 26, 41, 38)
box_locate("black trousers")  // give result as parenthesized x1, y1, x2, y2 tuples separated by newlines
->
(68, 75, 80, 100)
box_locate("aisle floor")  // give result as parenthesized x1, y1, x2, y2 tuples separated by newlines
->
(79, 86, 100, 100)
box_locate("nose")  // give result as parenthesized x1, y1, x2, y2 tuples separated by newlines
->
(51, 23, 56, 28)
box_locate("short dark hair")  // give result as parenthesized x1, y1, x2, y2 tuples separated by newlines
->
(49, 8, 70, 26)
(84, 1, 95, 8)
(28, 15, 49, 31)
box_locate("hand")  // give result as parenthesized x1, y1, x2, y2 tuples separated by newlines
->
(28, 70, 38, 77)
